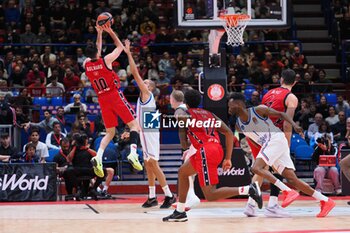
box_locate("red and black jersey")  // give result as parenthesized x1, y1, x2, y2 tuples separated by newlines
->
(84, 58, 120, 96)
(187, 108, 220, 150)
(261, 87, 291, 130)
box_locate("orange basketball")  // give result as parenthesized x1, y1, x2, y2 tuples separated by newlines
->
(97, 12, 114, 26)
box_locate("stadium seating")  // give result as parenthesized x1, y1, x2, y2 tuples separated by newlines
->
(315, 93, 337, 105)
(33, 97, 49, 106)
(244, 88, 256, 100)
(51, 97, 64, 106)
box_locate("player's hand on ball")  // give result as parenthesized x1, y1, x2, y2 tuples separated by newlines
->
(222, 159, 232, 171)
(101, 24, 113, 33)
(95, 25, 103, 33)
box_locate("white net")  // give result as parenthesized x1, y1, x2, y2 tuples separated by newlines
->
(220, 15, 251, 47)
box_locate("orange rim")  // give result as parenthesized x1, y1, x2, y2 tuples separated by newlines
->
(219, 14, 251, 27)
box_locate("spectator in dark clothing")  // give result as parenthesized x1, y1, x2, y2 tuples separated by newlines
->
(123, 82, 140, 103)
(9, 88, 32, 115)
(4, 0, 21, 26)
(9, 65, 26, 87)
(53, 137, 75, 195)
(14, 106, 29, 128)
(49, 1, 66, 30)
(316, 95, 330, 119)
(0, 102, 14, 125)
(289, 46, 308, 70)
(0, 133, 18, 162)
(294, 99, 312, 130)
(313, 69, 333, 93)
(332, 112, 347, 143)
(55, 106, 69, 135)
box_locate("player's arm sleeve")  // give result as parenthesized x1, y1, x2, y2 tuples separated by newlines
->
(284, 94, 299, 146)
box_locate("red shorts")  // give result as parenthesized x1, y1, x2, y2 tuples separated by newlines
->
(190, 142, 223, 187)
(98, 90, 136, 128)
(246, 137, 261, 159)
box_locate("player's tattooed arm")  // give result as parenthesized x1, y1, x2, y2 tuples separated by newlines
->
(124, 39, 150, 103)
(95, 25, 103, 58)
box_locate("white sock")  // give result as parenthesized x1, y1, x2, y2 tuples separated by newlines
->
(162, 185, 173, 197)
(274, 180, 291, 191)
(97, 186, 102, 192)
(187, 176, 195, 197)
(130, 144, 137, 154)
(312, 190, 328, 202)
(103, 185, 108, 192)
(149, 186, 156, 199)
(238, 185, 250, 195)
(247, 197, 256, 206)
(176, 202, 185, 213)
(96, 148, 104, 160)
(268, 196, 279, 207)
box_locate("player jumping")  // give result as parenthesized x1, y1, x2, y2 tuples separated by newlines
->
(84, 24, 142, 177)
(163, 89, 263, 222)
(244, 69, 299, 217)
(124, 40, 176, 208)
(229, 92, 335, 218)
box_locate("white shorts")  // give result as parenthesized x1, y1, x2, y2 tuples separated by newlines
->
(140, 130, 160, 161)
(257, 134, 295, 174)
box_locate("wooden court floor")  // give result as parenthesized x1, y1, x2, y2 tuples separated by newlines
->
(1, 196, 350, 233)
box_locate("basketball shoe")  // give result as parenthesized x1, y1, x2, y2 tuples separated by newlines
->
(90, 157, 104, 178)
(163, 210, 188, 222)
(142, 197, 158, 208)
(160, 194, 177, 208)
(127, 152, 143, 171)
(264, 204, 290, 218)
(243, 203, 257, 217)
(249, 182, 263, 209)
(317, 199, 335, 217)
(281, 190, 299, 208)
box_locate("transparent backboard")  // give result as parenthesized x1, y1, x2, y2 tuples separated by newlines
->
(176, 0, 289, 28)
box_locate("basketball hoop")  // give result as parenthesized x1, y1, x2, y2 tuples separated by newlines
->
(219, 14, 251, 47)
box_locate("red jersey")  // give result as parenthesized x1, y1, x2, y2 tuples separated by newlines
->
(84, 58, 120, 96)
(261, 87, 291, 130)
(187, 108, 220, 149)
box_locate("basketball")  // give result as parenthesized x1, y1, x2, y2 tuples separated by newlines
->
(97, 12, 114, 26)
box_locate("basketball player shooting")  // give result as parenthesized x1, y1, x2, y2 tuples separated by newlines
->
(229, 92, 336, 218)
(84, 24, 142, 177)
(124, 40, 176, 208)
(163, 89, 263, 222)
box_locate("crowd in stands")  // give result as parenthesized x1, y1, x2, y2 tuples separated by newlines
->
(0, 0, 348, 197)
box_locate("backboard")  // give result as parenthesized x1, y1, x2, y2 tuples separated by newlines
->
(175, 0, 290, 29)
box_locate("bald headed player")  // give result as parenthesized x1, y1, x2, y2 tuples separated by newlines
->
(124, 40, 176, 208)
(170, 90, 201, 210)
(244, 69, 299, 218)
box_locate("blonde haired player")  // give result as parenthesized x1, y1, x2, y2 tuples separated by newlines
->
(170, 90, 200, 210)
(124, 40, 176, 208)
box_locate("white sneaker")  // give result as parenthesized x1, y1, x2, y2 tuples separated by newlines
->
(185, 195, 201, 209)
(264, 205, 291, 218)
(243, 203, 257, 217)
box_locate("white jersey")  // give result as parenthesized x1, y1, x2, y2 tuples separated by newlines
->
(236, 107, 284, 146)
(136, 92, 160, 160)
(237, 107, 294, 174)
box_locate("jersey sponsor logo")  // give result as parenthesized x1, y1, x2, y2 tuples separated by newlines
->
(217, 167, 246, 176)
(143, 110, 161, 129)
(0, 174, 49, 191)
(207, 84, 225, 101)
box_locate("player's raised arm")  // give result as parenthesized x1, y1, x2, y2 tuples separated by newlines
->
(283, 93, 299, 146)
(95, 25, 103, 59)
(102, 24, 125, 67)
(124, 39, 150, 101)
(256, 105, 303, 134)
(213, 114, 233, 171)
